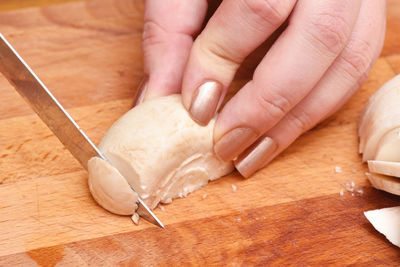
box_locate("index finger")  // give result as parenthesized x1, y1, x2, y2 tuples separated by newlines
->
(140, 0, 207, 102)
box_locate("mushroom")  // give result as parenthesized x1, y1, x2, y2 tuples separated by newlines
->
(88, 94, 234, 217)
(367, 161, 400, 178)
(359, 74, 400, 194)
(359, 75, 400, 248)
(364, 207, 400, 247)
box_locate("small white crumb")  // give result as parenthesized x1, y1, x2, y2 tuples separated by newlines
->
(351, 181, 355, 187)
(231, 184, 237, 192)
(339, 189, 344, 196)
(131, 213, 140, 225)
(159, 205, 165, 212)
(335, 166, 343, 173)
(352, 169, 357, 173)
(161, 198, 172, 204)
(236, 218, 241, 223)
(351, 193, 355, 197)
(256, 217, 259, 221)
(202, 193, 208, 200)
(345, 182, 354, 192)
(356, 188, 364, 195)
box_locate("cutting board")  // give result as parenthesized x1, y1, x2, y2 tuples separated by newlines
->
(1, 0, 400, 265)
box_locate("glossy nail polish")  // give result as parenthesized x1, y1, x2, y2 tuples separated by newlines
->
(234, 136, 277, 178)
(133, 77, 148, 107)
(189, 81, 222, 125)
(214, 127, 259, 162)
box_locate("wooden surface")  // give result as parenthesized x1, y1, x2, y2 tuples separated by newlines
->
(0, 0, 400, 265)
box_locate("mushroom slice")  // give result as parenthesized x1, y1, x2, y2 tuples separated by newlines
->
(358, 74, 400, 153)
(365, 172, 400, 196)
(88, 157, 138, 215)
(374, 128, 400, 162)
(362, 114, 400, 162)
(364, 207, 400, 248)
(368, 160, 400, 178)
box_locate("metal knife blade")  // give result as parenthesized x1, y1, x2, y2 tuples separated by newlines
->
(0, 33, 164, 229)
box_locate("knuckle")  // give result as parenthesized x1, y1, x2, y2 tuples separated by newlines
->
(340, 39, 375, 81)
(257, 86, 292, 123)
(142, 20, 191, 48)
(242, 0, 290, 27)
(307, 12, 350, 55)
(286, 110, 315, 133)
(196, 34, 243, 68)
(142, 20, 166, 46)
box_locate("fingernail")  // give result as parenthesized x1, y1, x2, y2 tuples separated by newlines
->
(133, 77, 148, 107)
(214, 127, 259, 162)
(189, 81, 222, 125)
(234, 136, 277, 178)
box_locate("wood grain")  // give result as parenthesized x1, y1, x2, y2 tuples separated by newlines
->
(0, 0, 85, 12)
(0, 0, 399, 265)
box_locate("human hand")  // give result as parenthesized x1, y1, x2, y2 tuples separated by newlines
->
(140, 0, 386, 177)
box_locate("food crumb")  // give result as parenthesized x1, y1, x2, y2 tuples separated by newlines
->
(339, 189, 344, 196)
(345, 182, 354, 192)
(202, 193, 208, 200)
(236, 218, 241, 223)
(352, 169, 357, 173)
(162, 198, 172, 204)
(231, 184, 237, 192)
(335, 166, 343, 173)
(159, 205, 165, 212)
(343, 181, 363, 196)
(131, 213, 140, 225)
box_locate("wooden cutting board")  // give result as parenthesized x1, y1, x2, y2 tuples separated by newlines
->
(1, 0, 400, 265)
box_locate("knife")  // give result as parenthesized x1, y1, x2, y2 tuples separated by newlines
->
(0, 33, 164, 229)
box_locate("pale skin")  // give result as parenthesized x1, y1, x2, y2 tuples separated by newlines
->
(138, 0, 387, 177)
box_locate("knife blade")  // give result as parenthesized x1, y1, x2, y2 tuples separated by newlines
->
(0, 33, 164, 229)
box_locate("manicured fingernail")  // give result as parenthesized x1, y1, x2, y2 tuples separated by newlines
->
(214, 127, 258, 162)
(133, 77, 148, 107)
(189, 81, 222, 125)
(234, 136, 277, 178)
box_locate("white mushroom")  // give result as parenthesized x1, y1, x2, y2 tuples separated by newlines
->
(364, 207, 400, 247)
(88, 94, 234, 217)
(365, 172, 400, 196)
(360, 75, 400, 248)
(359, 74, 400, 189)
(367, 160, 400, 178)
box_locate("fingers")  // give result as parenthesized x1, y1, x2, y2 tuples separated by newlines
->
(234, 0, 386, 177)
(139, 0, 207, 103)
(181, 0, 297, 125)
(213, 0, 362, 162)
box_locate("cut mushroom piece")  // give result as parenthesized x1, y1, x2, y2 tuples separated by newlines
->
(358, 74, 400, 153)
(362, 114, 400, 162)
(88, 94, 234, 216)
(88, 157, 138, 215)
(364, 207, 400, 248)
(374, 127, 400, 162)
(368, 160, 400, 178)
(365, 172, 400, 196)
